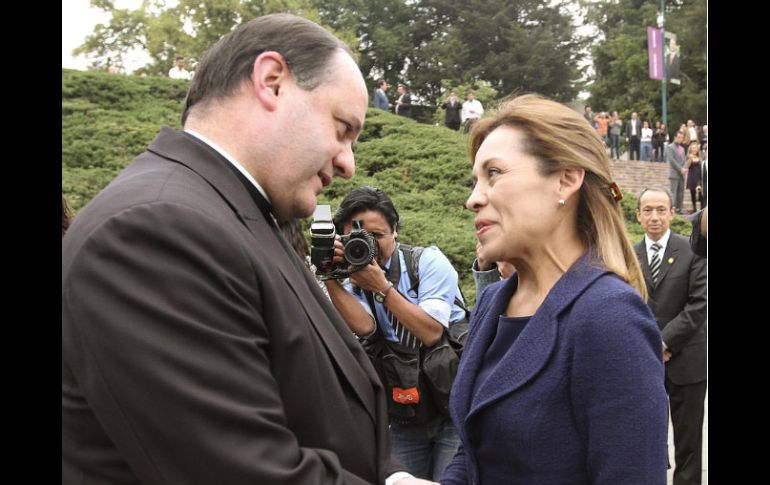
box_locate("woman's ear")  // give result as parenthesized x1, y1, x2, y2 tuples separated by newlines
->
(250, 51, 290, 112)
(558, 167, 585, 200)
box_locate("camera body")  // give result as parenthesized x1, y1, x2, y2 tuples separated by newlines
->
(310, 205, 378, 280)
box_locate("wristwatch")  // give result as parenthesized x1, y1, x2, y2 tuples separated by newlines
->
(374, 282, 394, 303)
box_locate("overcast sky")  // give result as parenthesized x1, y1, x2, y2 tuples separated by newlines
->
(62, 0, 147, 71)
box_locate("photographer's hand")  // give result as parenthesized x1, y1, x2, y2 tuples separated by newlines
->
(349, 259, 389, 292)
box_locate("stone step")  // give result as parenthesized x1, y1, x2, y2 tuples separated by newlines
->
(609, 156, 699, 213)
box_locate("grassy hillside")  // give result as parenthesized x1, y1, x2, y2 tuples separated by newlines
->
(62, 69, 691, 305)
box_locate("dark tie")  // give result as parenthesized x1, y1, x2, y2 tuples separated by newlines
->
(650, 242, 662, 285)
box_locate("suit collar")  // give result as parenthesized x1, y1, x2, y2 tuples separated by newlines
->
(147, 127, 379, 422)
(455, 252, 610, 423)
(635, 233, 683, 290)
(148, 127, 266, 222)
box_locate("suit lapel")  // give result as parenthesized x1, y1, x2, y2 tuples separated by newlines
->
(146, 127, 377, 423)
(655, 236, 681, 286)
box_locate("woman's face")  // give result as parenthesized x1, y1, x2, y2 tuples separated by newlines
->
(467, 126, 561, 264)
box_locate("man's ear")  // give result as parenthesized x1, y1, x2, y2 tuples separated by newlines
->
(250, 51, 290, 112)
(558, 167, 585, 200)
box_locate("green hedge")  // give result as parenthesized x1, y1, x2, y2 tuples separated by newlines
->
(62, 69, 691, 305)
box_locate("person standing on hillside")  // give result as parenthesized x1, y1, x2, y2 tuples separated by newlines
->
(374, 79, 391, 111)
(395, 84, 413, 118)
(461, 91, 483, 133)
(441, 91, 462, 131)
(168, 56, 192, 80)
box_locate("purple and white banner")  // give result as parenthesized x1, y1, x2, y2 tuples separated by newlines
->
(647, 27, 663, 81)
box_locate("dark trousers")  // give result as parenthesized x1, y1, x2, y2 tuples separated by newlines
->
(629, 136, 641, 160)
(653, 142, 664, 162)
(445, 121, 460, 131)
(665, 377, 707, 485)
(690, 189, 703, 212)
(610, 134, 621, 159)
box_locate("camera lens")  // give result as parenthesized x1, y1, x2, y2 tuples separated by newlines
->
(344, 238, 373, 266)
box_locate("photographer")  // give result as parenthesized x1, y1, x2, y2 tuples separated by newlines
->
(322, 186, 465, 482)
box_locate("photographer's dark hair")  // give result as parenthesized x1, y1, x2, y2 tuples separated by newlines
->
(182, 13, 352, 125)
(334, 186, 399, 234)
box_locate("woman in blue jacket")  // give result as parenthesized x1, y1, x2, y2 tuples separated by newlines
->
(441, 94, 668, 485)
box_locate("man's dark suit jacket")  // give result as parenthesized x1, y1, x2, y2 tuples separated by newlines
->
(635, 233, 707, 385)
(62, 127, 400, 484)
(441, 100, 462, 127)
(396, 92, 412, 118)
(626, 119, 642, 139)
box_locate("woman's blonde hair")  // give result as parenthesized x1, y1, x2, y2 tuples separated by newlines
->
(469, 93, 647, 300)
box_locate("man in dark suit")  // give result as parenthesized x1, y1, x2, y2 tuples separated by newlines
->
(441, 91, 462, 130)
(395, 84, 412, 118)
(625, 111, 642, 160)
(666, 130, 687, 214)
(635, 186, 707, 485)
(62, 14, 429, 485)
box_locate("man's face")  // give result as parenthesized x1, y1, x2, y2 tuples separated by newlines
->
(265, 51, 368, 220)
(632, 112, 638, 120)
(675, 132, 684, 144)
(176, 58, 185, 68)
(636, 190, 674, 241)
(342, 210, 398, 266)
(467, 93, 475, 101)
(397, 85, 405, 95)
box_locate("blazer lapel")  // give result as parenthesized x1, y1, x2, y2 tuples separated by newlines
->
(461, 254, 609, 422)
(451, 275, 518, 432)
(147, 127, 378, 423)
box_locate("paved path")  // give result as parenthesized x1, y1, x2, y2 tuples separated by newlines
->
(667, 391, 707, 484)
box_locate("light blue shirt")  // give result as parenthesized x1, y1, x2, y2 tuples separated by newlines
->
(373, 88, 389, 111)
(344, 245, 466, 343)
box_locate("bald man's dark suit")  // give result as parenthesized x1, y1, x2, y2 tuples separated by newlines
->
(63, 127, 400, 484)
(635, 233, 707, 485)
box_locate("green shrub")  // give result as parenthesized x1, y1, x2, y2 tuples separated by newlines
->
(63, 69, 693, 306)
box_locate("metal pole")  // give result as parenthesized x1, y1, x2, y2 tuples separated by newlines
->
(660, 0, 667, 128)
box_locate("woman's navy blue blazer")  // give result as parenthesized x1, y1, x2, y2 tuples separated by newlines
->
(441, 254, 669, 485)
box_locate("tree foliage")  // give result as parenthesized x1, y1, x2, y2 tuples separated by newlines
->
(75, 0, 586, 106)
(583, 0, 707, 128)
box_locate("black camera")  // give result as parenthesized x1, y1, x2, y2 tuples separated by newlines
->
(310, 205, 378, 280)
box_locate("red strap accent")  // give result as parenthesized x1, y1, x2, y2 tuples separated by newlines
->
(392, 387, 420, 405)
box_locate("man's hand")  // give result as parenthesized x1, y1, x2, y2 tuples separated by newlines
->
(663, 350, 672, 363)
(349, 259, 389, 292)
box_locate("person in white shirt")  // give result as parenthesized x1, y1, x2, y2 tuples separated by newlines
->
(461, 91, 484, 133)
(640, 120, 653, 161)
(168, 56, 193, 80)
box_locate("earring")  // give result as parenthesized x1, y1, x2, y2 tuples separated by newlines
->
(558, 199, 566, 206)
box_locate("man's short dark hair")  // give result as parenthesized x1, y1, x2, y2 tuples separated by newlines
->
(176, 56, 185, 61)
(334, 186, 400, 234)
(378, 79, 387, 88)
(182, 13, 352, 125)
(637, 185, 674, 210)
